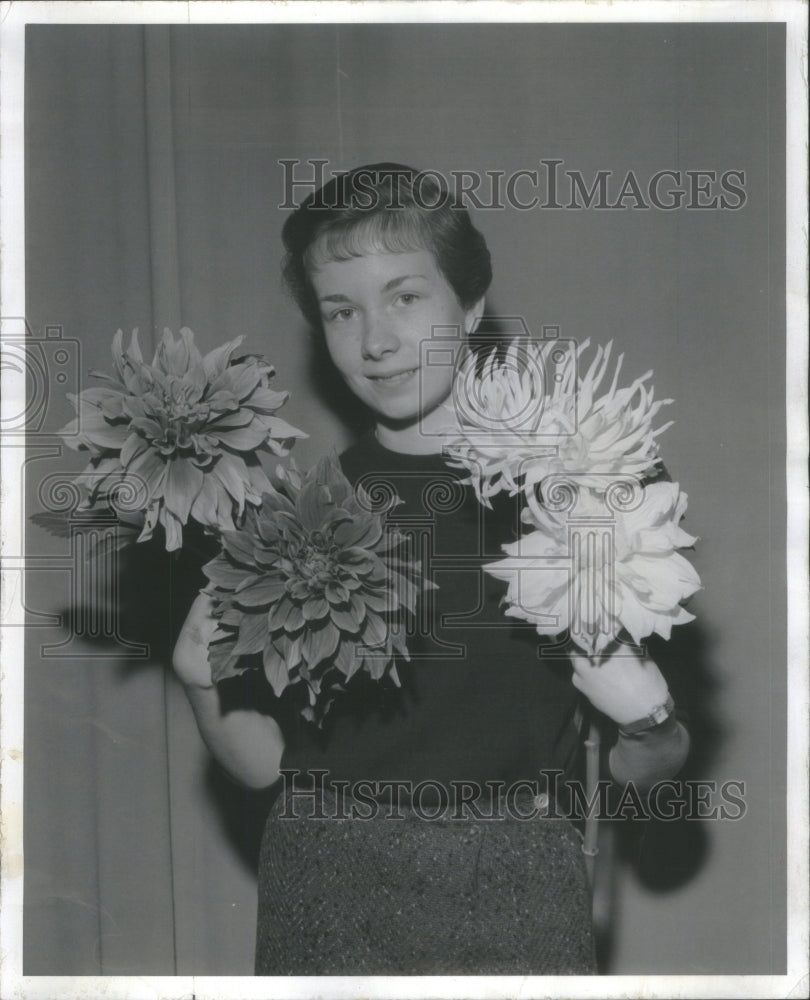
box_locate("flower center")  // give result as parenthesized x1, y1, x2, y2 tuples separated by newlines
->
(149, 378, 210, 452)
(297, 534, 338, 588)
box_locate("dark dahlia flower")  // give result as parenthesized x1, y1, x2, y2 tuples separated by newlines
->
(59, 328, 306, 550)
(203, 454, 425, 721)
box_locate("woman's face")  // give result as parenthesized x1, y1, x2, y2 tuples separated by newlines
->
(309, 246, 483, 432)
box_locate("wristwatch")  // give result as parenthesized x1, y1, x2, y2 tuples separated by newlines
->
(618, 694, 675, 736)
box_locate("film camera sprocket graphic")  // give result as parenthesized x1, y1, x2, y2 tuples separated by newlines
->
(1, 317, 148, 655)
(0, 319, 80, 436)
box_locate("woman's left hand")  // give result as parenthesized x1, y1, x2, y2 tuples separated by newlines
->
(569, 645, 671, 726)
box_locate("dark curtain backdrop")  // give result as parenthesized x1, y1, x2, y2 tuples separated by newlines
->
(24, 23, 786, 975)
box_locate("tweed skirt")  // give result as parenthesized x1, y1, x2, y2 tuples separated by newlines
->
(255, 787, 596, 976)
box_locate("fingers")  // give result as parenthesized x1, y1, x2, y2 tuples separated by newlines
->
(180, 592, 219, 645)
(569, 648, 649, 674)
(173, 592, 221, 688)
(190, 591, 217, 618)
(569, 653, 603, 675)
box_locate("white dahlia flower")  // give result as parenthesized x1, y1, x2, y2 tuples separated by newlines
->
(444, 338, 673, 506)
(486, 481, 701, 655)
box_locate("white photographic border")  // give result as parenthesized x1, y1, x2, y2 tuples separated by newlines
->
(1, 2, 807, 998)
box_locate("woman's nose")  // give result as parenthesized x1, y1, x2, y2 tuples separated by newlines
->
(361, 314, 400, 360)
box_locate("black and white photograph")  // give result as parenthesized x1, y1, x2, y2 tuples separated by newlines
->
(0, 2, 807, 997)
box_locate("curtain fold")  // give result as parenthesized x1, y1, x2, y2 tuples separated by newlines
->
(24, 25, 260, 975)
(144, 26, 183, 337)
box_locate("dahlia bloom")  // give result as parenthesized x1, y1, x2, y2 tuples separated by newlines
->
(444, 338, 672, 507)
(203, 453, 424, 722)
(486, 481, 701, 655)
(59, 328, 305, 550)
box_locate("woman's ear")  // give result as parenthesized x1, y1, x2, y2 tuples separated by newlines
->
(464, 297, 486, 336)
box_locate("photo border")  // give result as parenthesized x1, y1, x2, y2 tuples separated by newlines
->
(1, 2, 807, 998)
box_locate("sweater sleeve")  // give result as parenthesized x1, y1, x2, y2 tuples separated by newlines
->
(608, 714, 690, 791)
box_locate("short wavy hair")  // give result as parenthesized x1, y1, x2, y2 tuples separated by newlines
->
(281, 163, 492, 329)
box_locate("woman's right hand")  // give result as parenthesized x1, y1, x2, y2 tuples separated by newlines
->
(171, 590, 285, 789)
(172, 591, 219, 689)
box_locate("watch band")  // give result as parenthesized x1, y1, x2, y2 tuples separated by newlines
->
(619, 694, 675, 736)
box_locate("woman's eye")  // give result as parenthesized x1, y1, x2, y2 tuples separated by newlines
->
(396, 293, 419, 306)
(328, 308, 356, 323)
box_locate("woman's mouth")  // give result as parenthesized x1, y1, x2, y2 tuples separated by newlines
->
(367, 367, 418, 386)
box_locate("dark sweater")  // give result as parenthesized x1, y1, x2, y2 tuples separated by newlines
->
(278, 432, 597, 802)
(276, 431, 690, 807)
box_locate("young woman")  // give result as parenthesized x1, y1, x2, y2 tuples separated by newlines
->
(173, 164, 690, 975)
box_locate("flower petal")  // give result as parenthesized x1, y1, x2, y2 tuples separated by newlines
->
(362, 611, 387, 647)
(201, 336, 244, 380)
(329, 605, 362, 633)
(164, 459, 204, 522)
(234, 577, 288, 608)
(127, 447, 168, 500)
(303, 620, 340, 667)
(263, 638, 290, 697)
(212, 419, 272, 451)
(232, 611, 269, 656)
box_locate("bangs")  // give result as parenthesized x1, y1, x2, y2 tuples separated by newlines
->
(304, 211, 436, 272)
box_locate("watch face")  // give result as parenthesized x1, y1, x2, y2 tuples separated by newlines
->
(621, 697, 674, 735)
